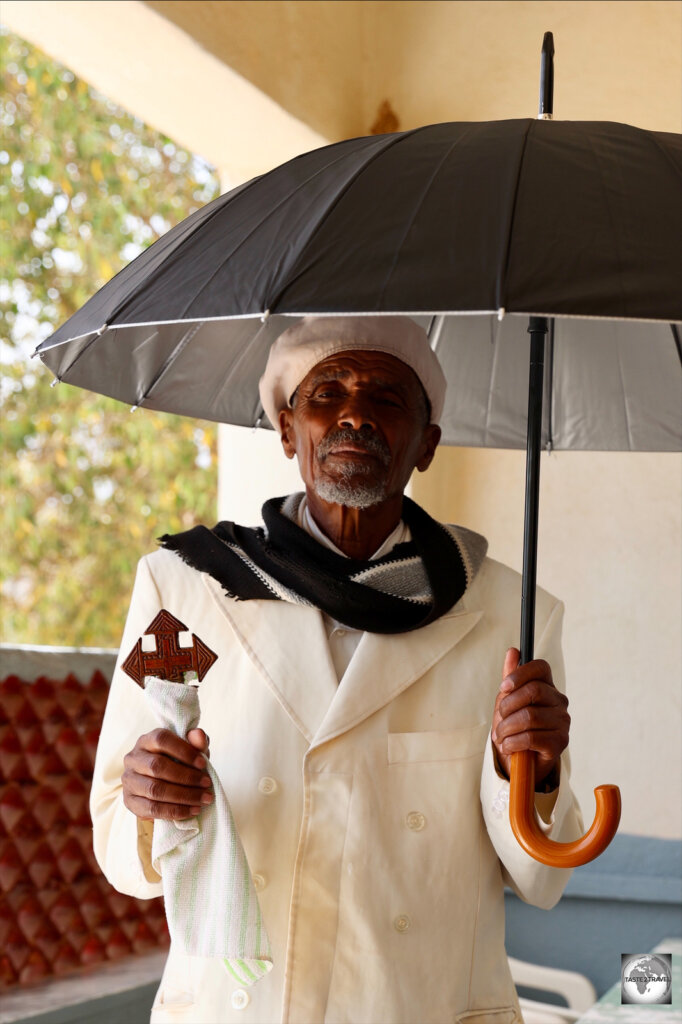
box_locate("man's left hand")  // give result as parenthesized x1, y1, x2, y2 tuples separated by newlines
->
(492, 647, 570, 786)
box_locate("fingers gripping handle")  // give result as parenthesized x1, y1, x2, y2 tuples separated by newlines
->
(509, 750, 622, 868)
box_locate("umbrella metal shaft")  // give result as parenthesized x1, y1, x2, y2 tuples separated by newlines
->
(520, 316, 548, 665)
(520, 28, 554, 661)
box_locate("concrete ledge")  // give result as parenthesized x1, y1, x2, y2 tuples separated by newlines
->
(0, 644, 117, 683)
(0, 951, 165, 1024)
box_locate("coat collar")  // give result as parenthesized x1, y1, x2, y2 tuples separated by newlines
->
(201, 572, 482, 747)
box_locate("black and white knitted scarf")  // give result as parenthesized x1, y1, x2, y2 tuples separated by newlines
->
(160, 494, 487, 635)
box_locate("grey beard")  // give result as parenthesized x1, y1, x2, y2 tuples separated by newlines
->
(314, 428, 390, 509)
(314, 475, 388, 509)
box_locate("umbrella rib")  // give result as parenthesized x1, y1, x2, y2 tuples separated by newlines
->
(92, 179, 263, 331)
(671, 324, 682, 368)
(483, 323, 505, 447)
(614, 335, 636, 451)
(51, 328, 108, 381)
(374, 129, 475, 308)
(202, 316, 274, 418)
(646, 130, 682, 183)
(495, 119, 533, 312)
(133, 322, 204, 408)
(265, 125, 437, 312)
(178, 130, 431, 319)
(583, 130, 635, 319)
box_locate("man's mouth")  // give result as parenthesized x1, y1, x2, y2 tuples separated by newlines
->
(316, 429, 391, 467)
(329, 444, 377, 458)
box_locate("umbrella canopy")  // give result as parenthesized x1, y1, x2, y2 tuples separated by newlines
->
(35, 118, 682, 451)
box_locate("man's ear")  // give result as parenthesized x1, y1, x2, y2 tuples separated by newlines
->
(415, 424, 441, 473)
(279, 408, 297, 460)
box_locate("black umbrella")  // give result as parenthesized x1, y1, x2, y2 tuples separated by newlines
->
(35, 34, 682, 866)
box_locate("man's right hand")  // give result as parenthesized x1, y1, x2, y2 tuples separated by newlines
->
(122, 728, 213, 820)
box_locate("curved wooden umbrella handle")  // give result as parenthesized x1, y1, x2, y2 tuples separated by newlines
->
(509, 750, 621, 868)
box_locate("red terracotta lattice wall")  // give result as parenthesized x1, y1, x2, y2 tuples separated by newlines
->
(0, 671, 169, 988)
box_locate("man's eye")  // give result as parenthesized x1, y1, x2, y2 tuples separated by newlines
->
(313, 388, 342, 400)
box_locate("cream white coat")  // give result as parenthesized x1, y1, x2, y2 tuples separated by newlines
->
(90, 547, 584, 1024)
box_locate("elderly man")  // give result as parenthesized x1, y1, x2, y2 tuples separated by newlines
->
(91, 316, 582, 1024)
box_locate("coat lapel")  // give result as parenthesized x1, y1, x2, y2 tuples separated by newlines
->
(202, 572, 483, 750)
(201, 573, 337, 743)
(311, 603, 483, 748)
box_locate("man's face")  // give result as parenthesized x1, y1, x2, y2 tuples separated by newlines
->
(279, 350, 441, 509)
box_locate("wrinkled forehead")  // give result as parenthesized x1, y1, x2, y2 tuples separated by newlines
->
(299, 349, 422, 395)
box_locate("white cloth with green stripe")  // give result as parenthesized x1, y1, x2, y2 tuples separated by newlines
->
(145, 676, 273, 986)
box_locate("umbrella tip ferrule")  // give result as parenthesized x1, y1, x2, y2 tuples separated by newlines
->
(253, 415, 263, 431)
(130, 405, 138, 413)
(96, 323, 108, 337)
(260, 309, 270, 324)
(537, 113, 554, 120)
(497, 307, 506, 321)
(50, 378, 60, 388)
(538, 29, 555, 118)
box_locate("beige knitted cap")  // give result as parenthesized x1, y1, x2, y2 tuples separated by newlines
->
(259, 315, 446, 431)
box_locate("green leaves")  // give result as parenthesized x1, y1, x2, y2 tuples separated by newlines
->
(1, 28, 221, 647)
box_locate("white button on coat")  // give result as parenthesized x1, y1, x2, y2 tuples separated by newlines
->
(393, 914, 411, 933)
(252, 873, 267, 892)
(231, 989, 250, 1010)
(258, 776, 278, 795)
(406, 811, 426, 831)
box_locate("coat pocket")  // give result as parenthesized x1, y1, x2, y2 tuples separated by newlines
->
(456, 1008, 520, 1024)
(150, 989, 195, 1023)
(387, 722, 489, 764)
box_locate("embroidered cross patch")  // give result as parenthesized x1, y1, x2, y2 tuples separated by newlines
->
(122, 609, 218, 685)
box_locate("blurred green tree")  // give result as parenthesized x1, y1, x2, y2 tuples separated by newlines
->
(1, 28, 221, 647)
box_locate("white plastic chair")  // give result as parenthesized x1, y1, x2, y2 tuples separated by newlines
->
(508, 956, 597, 1024)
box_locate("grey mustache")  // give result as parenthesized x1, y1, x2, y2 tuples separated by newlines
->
(316, 428, 391, 466)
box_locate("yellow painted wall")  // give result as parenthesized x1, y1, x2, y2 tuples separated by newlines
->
(144, 0, 681, 137)
(361, 1, 680, 130)
(145, 0, 366, 139)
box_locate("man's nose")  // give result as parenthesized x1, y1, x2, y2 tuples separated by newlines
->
(338, 394, 375, 431)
